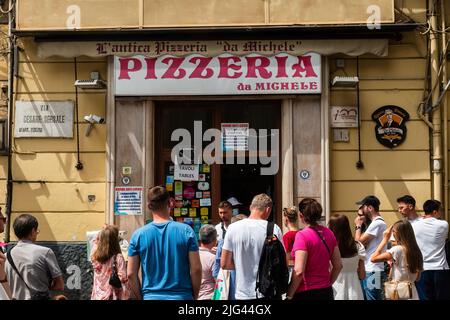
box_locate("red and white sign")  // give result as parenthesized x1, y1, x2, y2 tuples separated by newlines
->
(114, 53, 321, 96)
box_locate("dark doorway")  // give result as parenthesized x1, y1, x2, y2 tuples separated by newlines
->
(155, 99, 281, 227)
(221, 163, 276, 220)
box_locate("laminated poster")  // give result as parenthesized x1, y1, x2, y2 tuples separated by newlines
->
(114, 186, 143, 216)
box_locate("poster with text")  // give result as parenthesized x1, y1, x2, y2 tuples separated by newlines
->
(114, 186, 143, 215)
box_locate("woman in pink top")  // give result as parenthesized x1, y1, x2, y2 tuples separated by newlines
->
(91, 225, 130, 300)
(286, 198, 343, 300)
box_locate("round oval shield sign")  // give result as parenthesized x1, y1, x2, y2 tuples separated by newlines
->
(371, 105, 410, 148)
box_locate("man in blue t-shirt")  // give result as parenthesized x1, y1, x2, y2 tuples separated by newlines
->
(127, 186, 202, 300)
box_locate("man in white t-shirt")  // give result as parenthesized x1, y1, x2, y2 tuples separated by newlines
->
(221, 194, 283, 300)
(389, 195, 422, 244)
(215, 201, 232, 241)
(354, 195, 387, 300)
(397, 195, 422, 224)
(414, 199, 450, 300)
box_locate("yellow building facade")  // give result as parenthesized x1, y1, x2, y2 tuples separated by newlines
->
(0, 0, 449, 298)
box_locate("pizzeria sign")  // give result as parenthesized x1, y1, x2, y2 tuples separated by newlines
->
(114, 53, 321, 96)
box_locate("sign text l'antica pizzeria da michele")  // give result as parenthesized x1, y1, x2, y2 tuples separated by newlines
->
(112, 41, 322, 96)
(38, 39, 390, 95)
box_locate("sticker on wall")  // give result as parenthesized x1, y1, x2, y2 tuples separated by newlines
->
(200, 208, 209, 216)
(203, 191, 211, 198)
(174, 208, 181, 217)
(122, 176, 131, 185)
(200, 198, 212, 207)
(169, 166, 175, 174)
(182, 199, 191, 207)
(372, 105, 410, 149)
(175, 195, 183, 201)
(198, 182, 210, 191)
(166, 176, 174, 184)
(175, 200, 183, 208)
(202, 164, 210, 173)
(181, 208, 188, 216)
(189, 208, 197, 217)
(199, 174, 206, 181)
(201, 215, 209, 224)
(196, 192, 203, 198)
(122, 166, 132, 175)
(174, 181, 183, 195)
(183, 186, 196, 199)
(166, 183, 173, 192)
(192, 200, 200, 208)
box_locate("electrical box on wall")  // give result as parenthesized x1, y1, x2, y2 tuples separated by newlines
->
(333, 129, 350, 142)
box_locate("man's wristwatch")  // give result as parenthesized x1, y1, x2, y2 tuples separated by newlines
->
(355, 225, 362, 231)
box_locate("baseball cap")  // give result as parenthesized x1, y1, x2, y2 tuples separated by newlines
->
(355, 195, 380, 208)
(227, 197, 242, 207)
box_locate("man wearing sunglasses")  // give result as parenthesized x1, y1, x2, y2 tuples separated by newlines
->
(354, 195, 387, 300)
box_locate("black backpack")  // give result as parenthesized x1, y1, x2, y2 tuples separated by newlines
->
(255, 221, 289, 299)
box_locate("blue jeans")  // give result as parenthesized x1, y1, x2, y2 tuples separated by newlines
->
(416, 270, 450, 300)
(361, 271, 387, 300)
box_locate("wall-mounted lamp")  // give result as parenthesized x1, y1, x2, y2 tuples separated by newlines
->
(74, 71, 106, 89)
(331, 76, 359, 88)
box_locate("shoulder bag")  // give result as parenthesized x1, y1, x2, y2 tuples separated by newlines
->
(384, 251, 413, 300)
(109, 255, 122, 289)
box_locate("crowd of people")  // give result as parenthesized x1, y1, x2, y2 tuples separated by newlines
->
(0, 187, 449, 301)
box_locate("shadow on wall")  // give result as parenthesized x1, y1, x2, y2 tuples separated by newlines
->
(49, 242, 93, 300)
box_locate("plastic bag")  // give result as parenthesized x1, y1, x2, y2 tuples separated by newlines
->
(211, 269, 230, 300)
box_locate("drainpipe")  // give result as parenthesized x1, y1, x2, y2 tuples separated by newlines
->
(4, 0, 16, 242)
(440, 0, 449, 220)
(430, 1, 443, 203)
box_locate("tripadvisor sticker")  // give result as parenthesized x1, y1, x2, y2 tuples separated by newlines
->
(372, 105, 410, 149)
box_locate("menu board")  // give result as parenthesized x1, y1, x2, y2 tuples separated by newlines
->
(165, 162, 212, 236)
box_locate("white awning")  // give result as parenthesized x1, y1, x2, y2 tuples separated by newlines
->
(37, 39, 388, 58)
